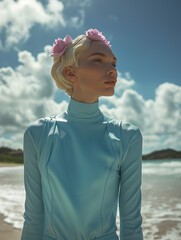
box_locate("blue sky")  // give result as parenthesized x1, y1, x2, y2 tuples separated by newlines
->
(0, 0, 181, 154)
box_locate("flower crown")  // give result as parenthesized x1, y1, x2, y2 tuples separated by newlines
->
(85, 29, 111, 48)
(50, 35, 73, 57)
(50, 28, 111, 58)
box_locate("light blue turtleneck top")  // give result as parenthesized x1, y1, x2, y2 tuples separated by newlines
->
(21, 97, 143, 240)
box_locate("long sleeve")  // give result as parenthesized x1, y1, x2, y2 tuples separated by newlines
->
(21, 125, 45, 240)
(119, 127, 143, 240)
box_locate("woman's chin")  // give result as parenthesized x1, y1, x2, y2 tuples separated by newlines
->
(102, 89, 115, 96)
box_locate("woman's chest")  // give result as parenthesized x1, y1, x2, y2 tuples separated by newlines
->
(39, 122, 120, 188)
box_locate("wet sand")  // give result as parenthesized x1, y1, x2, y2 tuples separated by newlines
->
(142, 212, 181, 239)
(0, 163, 23, 239)
(0, 214, 22, 240)
(1, 161, 181, 239)
(1, 211, 181, 240)
(0, 163, 23, 167)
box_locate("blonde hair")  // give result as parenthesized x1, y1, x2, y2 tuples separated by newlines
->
(51, 35, 92, 96)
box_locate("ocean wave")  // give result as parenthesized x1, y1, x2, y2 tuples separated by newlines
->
(0, 164, 181, 240)
(142, 160, 181, 175)
(0, 166, 25, 229)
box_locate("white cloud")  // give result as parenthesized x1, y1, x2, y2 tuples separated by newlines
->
(0, 0, 66, 49)
(101, 82, 181, 134)
(61, 0, 92, 8)
(0, 47, 180, 154)
(0, 0, 91, 50)
(114, 71, 135, 96)
(70, 9, 85, 28)
(0, 133, 23, 150)
(100, 88, 146, 128)
(0, 45, 66, 137)
(163, 131, 181, 151)
(100, 82, 181, 154)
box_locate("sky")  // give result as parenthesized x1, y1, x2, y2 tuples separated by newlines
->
(0, 0, 180, 154)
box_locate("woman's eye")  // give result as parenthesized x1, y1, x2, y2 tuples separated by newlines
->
(92, 59, 101, 62)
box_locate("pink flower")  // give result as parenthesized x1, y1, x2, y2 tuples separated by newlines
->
(50, 34, 73, 57)
(85, 28, 111, 48)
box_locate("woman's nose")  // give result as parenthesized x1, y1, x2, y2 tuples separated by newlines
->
(107, 67, 117, 77)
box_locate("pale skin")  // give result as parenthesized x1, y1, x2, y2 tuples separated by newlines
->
(63, 41, 117, 104)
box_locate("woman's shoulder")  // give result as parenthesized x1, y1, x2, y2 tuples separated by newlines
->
(119, 121, 142, 143)
(23, 115, 58, 149)
(103, 115, 142, 157)
(24, 115, 57, 138)
(26, 116, 53, 129)
(104, 114, 142, 142)
(120, 121, 141, 134)
(104, 114, 139, 130)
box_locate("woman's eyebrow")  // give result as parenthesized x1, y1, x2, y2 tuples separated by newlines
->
(88, 52, 117, 61)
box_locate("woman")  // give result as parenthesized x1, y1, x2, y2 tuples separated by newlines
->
(21, 29, 143, 240)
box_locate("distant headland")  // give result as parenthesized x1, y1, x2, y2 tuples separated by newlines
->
(142, 148, 181, 160)
(0, 146, 181, 164)
(0, 147, 23, 164)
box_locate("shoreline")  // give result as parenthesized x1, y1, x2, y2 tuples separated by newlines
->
(1, 211, 181, 240)
(0, 163, 23, 239)
(0, 213, 22, 240)
(0, 163, 23, 167)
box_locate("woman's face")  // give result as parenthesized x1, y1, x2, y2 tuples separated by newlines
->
(70, 40, 117, 103)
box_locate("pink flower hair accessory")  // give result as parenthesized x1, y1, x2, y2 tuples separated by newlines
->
(85, 28, 111, 48)
(50, 34, 73, 57)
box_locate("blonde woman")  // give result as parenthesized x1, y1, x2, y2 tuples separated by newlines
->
(21, 29, 143, 240)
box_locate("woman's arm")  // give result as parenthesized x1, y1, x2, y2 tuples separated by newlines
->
(21, 125, 44, 240)
(119, 128, 143, 240)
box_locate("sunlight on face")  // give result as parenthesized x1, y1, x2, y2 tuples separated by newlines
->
(72, 41, 117, 103)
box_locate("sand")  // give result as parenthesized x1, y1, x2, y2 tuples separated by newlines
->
(0, 214, 22, 240)
(0, 163, 23, 167)
(1, 162, 181, 239)
(0, 163, 23, 239)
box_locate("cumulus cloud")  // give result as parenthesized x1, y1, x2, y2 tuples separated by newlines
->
(100, 82, 181, 153)
(0, 46, 181, 154)
(0, 45, 67, 136)
(0, 0, 86, 50)
(0, 0, 92, 50)
(70, 9, 85, 28)
(61, 0, 92, 8)
(100, 89, 146, 128)
(114, 72, 135, 95)
(0, 133, 23, 150)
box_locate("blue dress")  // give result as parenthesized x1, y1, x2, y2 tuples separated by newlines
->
(21, 97, 143, 240)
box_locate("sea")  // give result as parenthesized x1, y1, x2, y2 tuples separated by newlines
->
(0, 159, 181, 240)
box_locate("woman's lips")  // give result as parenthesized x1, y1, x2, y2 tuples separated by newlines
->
(104, 82, 116, 86)
(104, 78, 116, 86)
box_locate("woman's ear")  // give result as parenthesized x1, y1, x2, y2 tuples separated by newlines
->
(63, 66, 77, 82)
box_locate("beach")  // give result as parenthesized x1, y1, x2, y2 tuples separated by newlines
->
(0, 163, 23, 167)
(0, 163, 24, 240)
(1, 212, 181, 240)
(0, 163, 23, 239)
(0, 213, 22, 240)
(0, 160, 181, 240)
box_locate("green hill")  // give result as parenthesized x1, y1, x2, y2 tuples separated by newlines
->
(0, 147, 181, 163)
(142, 148, 181, 160)
(0, 147, 23, 164)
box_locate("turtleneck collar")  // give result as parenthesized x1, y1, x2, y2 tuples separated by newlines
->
(64, 97, 103, 123)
